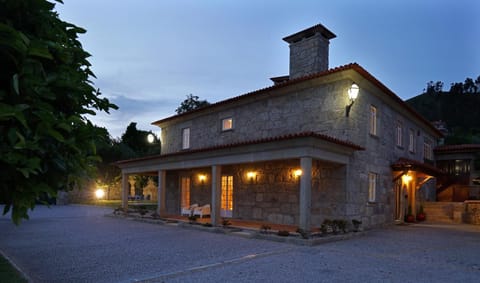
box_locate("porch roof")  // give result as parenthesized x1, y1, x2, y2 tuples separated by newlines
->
(391, 157, 444, 177)
(116, 131, 364, 174)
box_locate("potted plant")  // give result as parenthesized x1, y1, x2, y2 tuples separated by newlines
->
(416, 204, 426, 221)
(352, 219, 362, 232)
(405, 205, 415, 223)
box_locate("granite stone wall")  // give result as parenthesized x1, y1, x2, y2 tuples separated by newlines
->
(158, 77, 439, 228)
(288, 32, 330, 79)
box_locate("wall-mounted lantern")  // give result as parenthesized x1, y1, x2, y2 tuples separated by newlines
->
(198, 174, 207, 184)
(402, 173, 412, 185)
(346, 83, 359, 117)
(247, 171, 257, 183)
(293, 169, 302, 178)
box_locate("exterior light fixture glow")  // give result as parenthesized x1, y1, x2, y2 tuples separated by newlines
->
(198, 174, 207, 183)
(95, 188, 105, 199)
(247, 171, 257, 183)
(346, 83, 359, 117)
(402, 174, 412, 184)
(294, 169, 303, 177)
(147, 133, 155, 143)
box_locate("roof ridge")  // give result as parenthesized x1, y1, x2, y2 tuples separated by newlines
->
(152, 63, 360, 125)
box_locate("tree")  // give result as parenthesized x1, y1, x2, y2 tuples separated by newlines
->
(425, 81, 443, 95)
(120, 122, 159, 156)
(0, 0, 117, 224)
(175, 94, 210, 114)
(463, 77, 477, 94)
(449, 82, 464, 95)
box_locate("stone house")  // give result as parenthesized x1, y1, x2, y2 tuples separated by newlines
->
(116, 24, 443, 231)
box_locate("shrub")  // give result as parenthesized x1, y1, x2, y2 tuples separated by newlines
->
(277, 230, 290, 237)
(335, 219, 348, 233)
(296, 228, 309, 239)
(222, 218, 232, 227)
(352, 219, 362, 232)
(260, 224, 271, 234)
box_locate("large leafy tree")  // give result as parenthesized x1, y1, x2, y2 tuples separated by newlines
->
(175, 94, 210, 114)
(120, 122, 159, 156)
(0, 0, 117, 223)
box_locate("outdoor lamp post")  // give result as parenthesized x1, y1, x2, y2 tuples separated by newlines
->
(346, 83, 359, 117)
(147, 133, 155, 144)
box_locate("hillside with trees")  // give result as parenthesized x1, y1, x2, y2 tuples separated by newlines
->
(406, 76, 480, 144)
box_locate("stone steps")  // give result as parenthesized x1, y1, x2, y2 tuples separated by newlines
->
(422, 202, 455, 223)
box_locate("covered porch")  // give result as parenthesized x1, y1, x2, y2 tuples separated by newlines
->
(391, 158, 444, 222)
(116, 132, 364, 232)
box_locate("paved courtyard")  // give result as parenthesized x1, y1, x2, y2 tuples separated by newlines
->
(0, 205, 479, 282)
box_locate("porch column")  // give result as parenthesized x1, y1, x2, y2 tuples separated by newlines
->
(157, 170, 166, 215)
(211, 165, 222, 226)
(299, 157, 312, 232)
(121, 172, 129, 209)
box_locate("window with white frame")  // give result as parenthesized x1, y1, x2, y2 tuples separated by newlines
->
(222, 117, 233, 131)
(182, 127, 190, 149)
(396, 121, 403, 147)
(408, 129, 415, 152)
(370, 105, 377, 136)
(423, 138, 433, 160)
(368, 172, 377, 202)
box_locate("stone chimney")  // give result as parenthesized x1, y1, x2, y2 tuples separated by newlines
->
(283, 24, 336, 79)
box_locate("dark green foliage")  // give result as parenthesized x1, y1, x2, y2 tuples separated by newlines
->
(0, 253, 27, 283)
(320, 219, 348, 234)
(277, 230, 290, 237)
(260, 224, 271, 234)
(120, 122, 159, 157)
(335, 219, 348, 233)
(0, 0, 117, 224)
(175, 94, 210, 114)
(351, 219, 362, 232)
(407, 78, 480, 144)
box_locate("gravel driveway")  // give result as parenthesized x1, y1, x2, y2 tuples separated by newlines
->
(1, 205, 479, 282)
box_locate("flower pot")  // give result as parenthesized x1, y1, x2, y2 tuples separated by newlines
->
(416, 213, 426, 221)
(406, 214, 415, 223)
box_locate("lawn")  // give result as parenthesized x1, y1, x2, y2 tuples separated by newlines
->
(0, 254, 27, 283)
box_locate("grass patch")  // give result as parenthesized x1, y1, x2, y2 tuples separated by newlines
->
(0, 254, 27, 283)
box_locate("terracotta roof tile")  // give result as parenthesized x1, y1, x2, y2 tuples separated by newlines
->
(116, 131, 364, 165)
(151, 63, 442, 137)
(391, 157, 444, 176)
(434, 144, 480, 153)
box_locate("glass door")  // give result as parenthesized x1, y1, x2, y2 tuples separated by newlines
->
(221, 175, 233, 218)
(181, 177, 191, 208)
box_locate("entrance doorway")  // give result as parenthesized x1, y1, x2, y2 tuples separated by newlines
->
(221, 175, 233, 218)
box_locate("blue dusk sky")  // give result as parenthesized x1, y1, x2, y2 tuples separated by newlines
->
(55, 0, 480, 139)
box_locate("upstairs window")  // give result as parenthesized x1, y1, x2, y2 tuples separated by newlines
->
(423, 138, 432, 160)
(396, 121, 403, 147)
(408, 129, 415, 152)
(182, 128, 190, 149)
(222, 117, 233, 131)
(370, 105, 377, 136)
